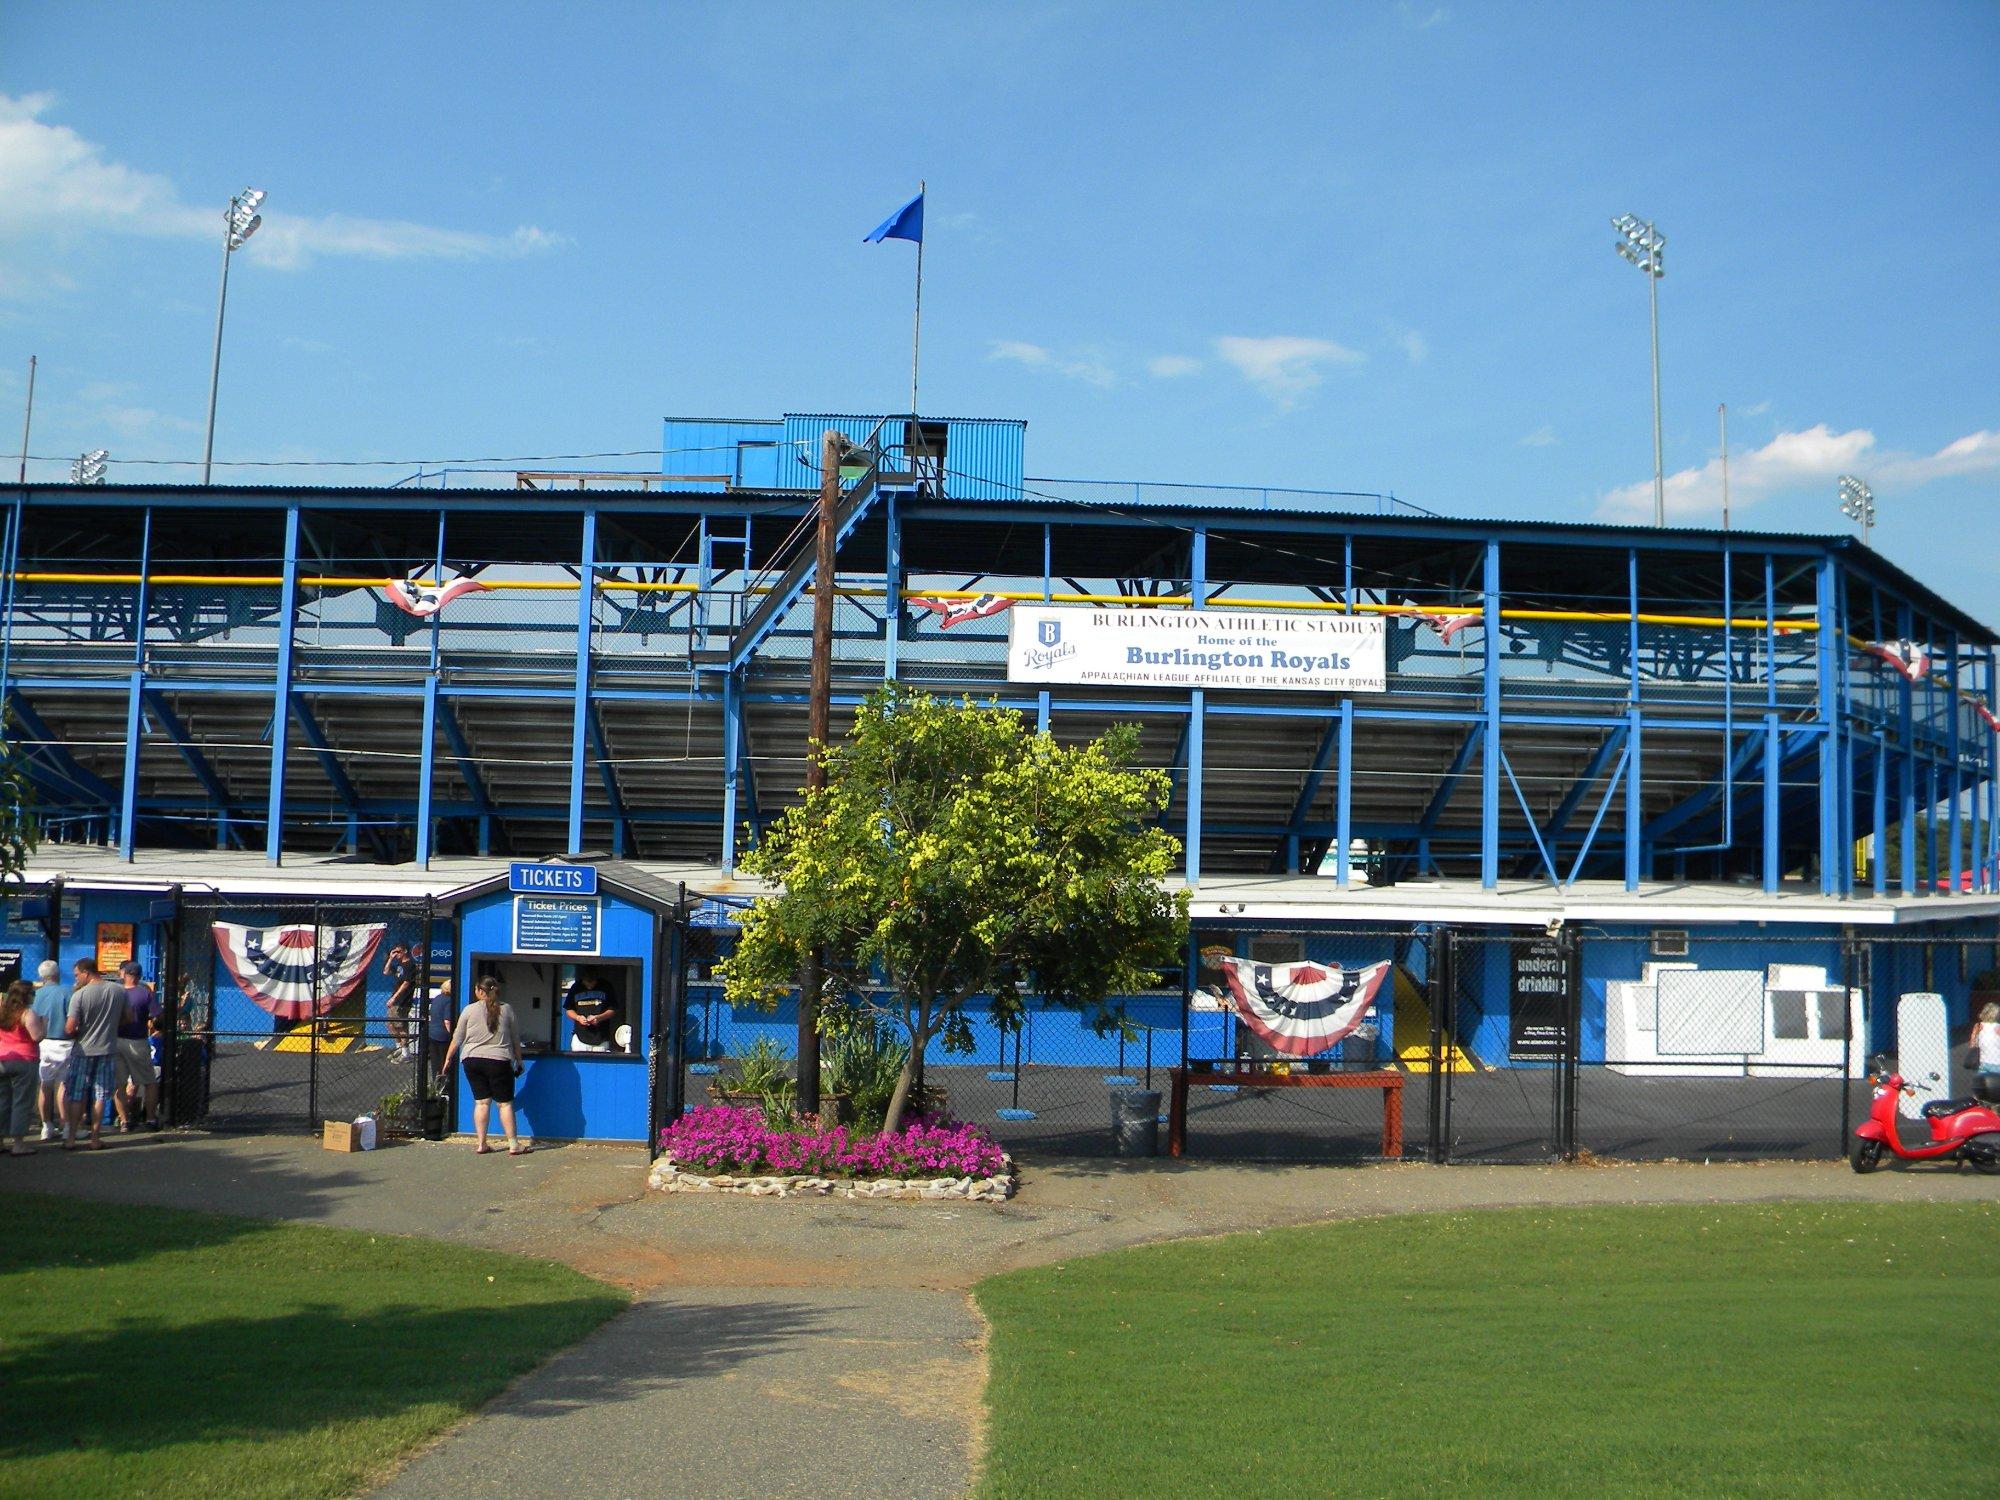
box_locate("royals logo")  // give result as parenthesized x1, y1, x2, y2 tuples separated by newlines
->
(1037, 619, 1063, 647)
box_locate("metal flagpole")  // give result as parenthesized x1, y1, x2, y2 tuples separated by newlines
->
(16, 355, 34, 483)
(909, 180, 925, 418)
(1720, 403, 1730, 532)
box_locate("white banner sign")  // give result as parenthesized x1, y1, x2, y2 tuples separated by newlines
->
(1006, 607, 1386, 693)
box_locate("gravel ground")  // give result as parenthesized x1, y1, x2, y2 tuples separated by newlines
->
(5, 1131, 1995, 1498)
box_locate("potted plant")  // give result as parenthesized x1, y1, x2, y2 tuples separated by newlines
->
(715, 1037, 798, 1124)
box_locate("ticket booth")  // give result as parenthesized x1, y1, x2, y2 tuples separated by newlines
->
(440, 861, 691, 1143)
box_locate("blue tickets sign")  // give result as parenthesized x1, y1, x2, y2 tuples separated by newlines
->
(509, 862, 598, 896)
(512, 896, 600, 956)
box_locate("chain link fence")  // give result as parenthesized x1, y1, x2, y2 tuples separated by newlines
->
(165, 894, 448, 1138)
(664, 916, 1999, 1165)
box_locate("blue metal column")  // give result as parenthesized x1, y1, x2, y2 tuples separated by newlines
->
(117, 507, 154, 861)
(1898, 603, 1916, 895)
(567, 510, 597, 855)
(1480, 539, 1501, 889)
(1814, 554, 1840, 896)
(1037, 524, 1052, 732)
(117, 670, 143, 860)
(1335, 698, 1354, 886)
(1763, 555, 1780, 892)
(720, 671, 741, 874)
(1872, 729, 1888, 897)
(882, 491, 902, 683)
(1947, 630, 1963, 894)
(1186, 528, 1208, 884)
(1624, 549, 1642, 890)
(417, 509, 445, 866)
(416, 674, 440, 868)
(264, 506, 302, 865)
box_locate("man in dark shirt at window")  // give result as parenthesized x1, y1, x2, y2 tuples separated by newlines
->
(382, 943, 417, 1062)
(564, 973, 620, 1054)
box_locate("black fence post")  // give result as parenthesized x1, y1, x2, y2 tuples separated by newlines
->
(417, 896, 436, 1126)
(1841, 932, 1860, 1151)
(1426, 929, 1446, 1163)
(1560, 924, 1582, 1161)
(1441, 928, 1459, 1162)
(159, 884, 182, 1125)
(307, 904, 321, 1129)
(655, 887, 687, 1156)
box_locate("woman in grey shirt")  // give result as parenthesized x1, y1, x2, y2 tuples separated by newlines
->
(437, 976, 528, 1155)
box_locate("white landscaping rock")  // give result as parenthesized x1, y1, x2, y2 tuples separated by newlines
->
(649, 1152, 1017, 1203)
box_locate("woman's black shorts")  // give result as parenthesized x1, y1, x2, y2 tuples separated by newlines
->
(462, 1056, 517, 1103)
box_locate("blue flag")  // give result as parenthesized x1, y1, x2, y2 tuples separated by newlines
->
(864, 190, 924, 244)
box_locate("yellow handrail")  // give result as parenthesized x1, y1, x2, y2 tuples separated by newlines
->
(0, 571, 1863, 637)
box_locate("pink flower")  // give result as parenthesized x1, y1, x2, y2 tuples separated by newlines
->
(660, 1104, 1003, 1180)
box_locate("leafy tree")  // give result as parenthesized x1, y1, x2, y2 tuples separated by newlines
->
(722, 685, 1188, 1133)
(0, 725, 37, 889)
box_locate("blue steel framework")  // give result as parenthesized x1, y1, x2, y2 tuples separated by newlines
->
(1, 433, 1996, 898)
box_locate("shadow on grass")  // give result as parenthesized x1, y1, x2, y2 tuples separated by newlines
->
(0, 1295, 828, 1465)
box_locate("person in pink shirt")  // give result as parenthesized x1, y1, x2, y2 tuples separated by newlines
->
(0, 979, 47, 1156)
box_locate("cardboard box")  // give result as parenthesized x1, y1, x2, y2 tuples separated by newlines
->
(323, 1120, 361, 1152)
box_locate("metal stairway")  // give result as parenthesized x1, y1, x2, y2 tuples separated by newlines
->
(691, 423, 902, 673)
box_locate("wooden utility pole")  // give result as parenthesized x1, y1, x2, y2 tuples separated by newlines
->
(795, 428, 842, 1116)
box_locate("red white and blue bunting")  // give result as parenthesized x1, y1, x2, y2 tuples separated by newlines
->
(382, 573, 491, 617)
(1213, 954, 1391, 1056)
(1857, 638, 1931, 683)
(912, 594, 1014, 629)
(1403, 601, 1481, 644)
(212, 922, 386, 1022)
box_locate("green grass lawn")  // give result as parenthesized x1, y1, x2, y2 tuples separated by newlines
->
(0, 1192, 627, 1499)
(976, 1200, 1998, 1498)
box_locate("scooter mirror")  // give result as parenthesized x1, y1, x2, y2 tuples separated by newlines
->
(1870, 1053, 1890, 1073)
(1928, 1071, 1941, 1082)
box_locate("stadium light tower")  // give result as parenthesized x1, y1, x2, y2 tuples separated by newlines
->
(1838, 474, 1876, 547)
(71, 449, 109, 485)
(201, 187, 266, 484)
(1611, 214, 1666, 527)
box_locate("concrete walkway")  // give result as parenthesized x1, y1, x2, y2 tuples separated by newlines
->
(5, 1132, 1996, 1497)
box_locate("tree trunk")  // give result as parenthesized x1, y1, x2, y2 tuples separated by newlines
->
(881, 1005, 933, 1135)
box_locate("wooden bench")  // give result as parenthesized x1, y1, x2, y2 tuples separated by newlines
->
(1167, 1066, 1404, 1158)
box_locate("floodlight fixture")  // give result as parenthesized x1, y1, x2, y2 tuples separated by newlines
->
(1610, 212, 1667, 525)
(1838, 473, 1876, 546)
(71, 449, 108, 485)
(203, 186, 271, 482)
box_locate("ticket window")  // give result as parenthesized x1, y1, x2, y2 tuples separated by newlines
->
(555, 962, 641, 1057)
(469, 957, 643, 1057)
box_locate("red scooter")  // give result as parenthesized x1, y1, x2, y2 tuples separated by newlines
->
(1851, 1060, 2000, 1173)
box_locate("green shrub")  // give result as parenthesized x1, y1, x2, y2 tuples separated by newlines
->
(821, 1018, 910, 1131)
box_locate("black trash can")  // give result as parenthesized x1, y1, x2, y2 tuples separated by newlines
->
(1111, 1089, 1161, 1157)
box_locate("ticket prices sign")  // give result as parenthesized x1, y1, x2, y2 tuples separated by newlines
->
(1006, 607, 1386, 693)
(512, 896, 601, 956)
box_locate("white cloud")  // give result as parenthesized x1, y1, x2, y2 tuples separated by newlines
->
(1394, 329, 1428, 364)
(1398, 2, 1450, 28)
(1147, 354, 1202, 378)
(1877, 429, 2000, 485)
(1519, 424, 1557, 448)
(1594, 423, 2000, 522)
(986, 339, 1116, 388)
(1213, 334, 1365, 409)
(0, 92, 564, 275)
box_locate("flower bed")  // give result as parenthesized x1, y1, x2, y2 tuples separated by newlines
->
(652, 1104, 1014, 1202)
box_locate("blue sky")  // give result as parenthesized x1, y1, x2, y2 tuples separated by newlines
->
(3, 2, 1996, 617)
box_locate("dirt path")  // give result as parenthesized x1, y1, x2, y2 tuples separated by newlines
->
(5, 1133, 1994, 1498)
